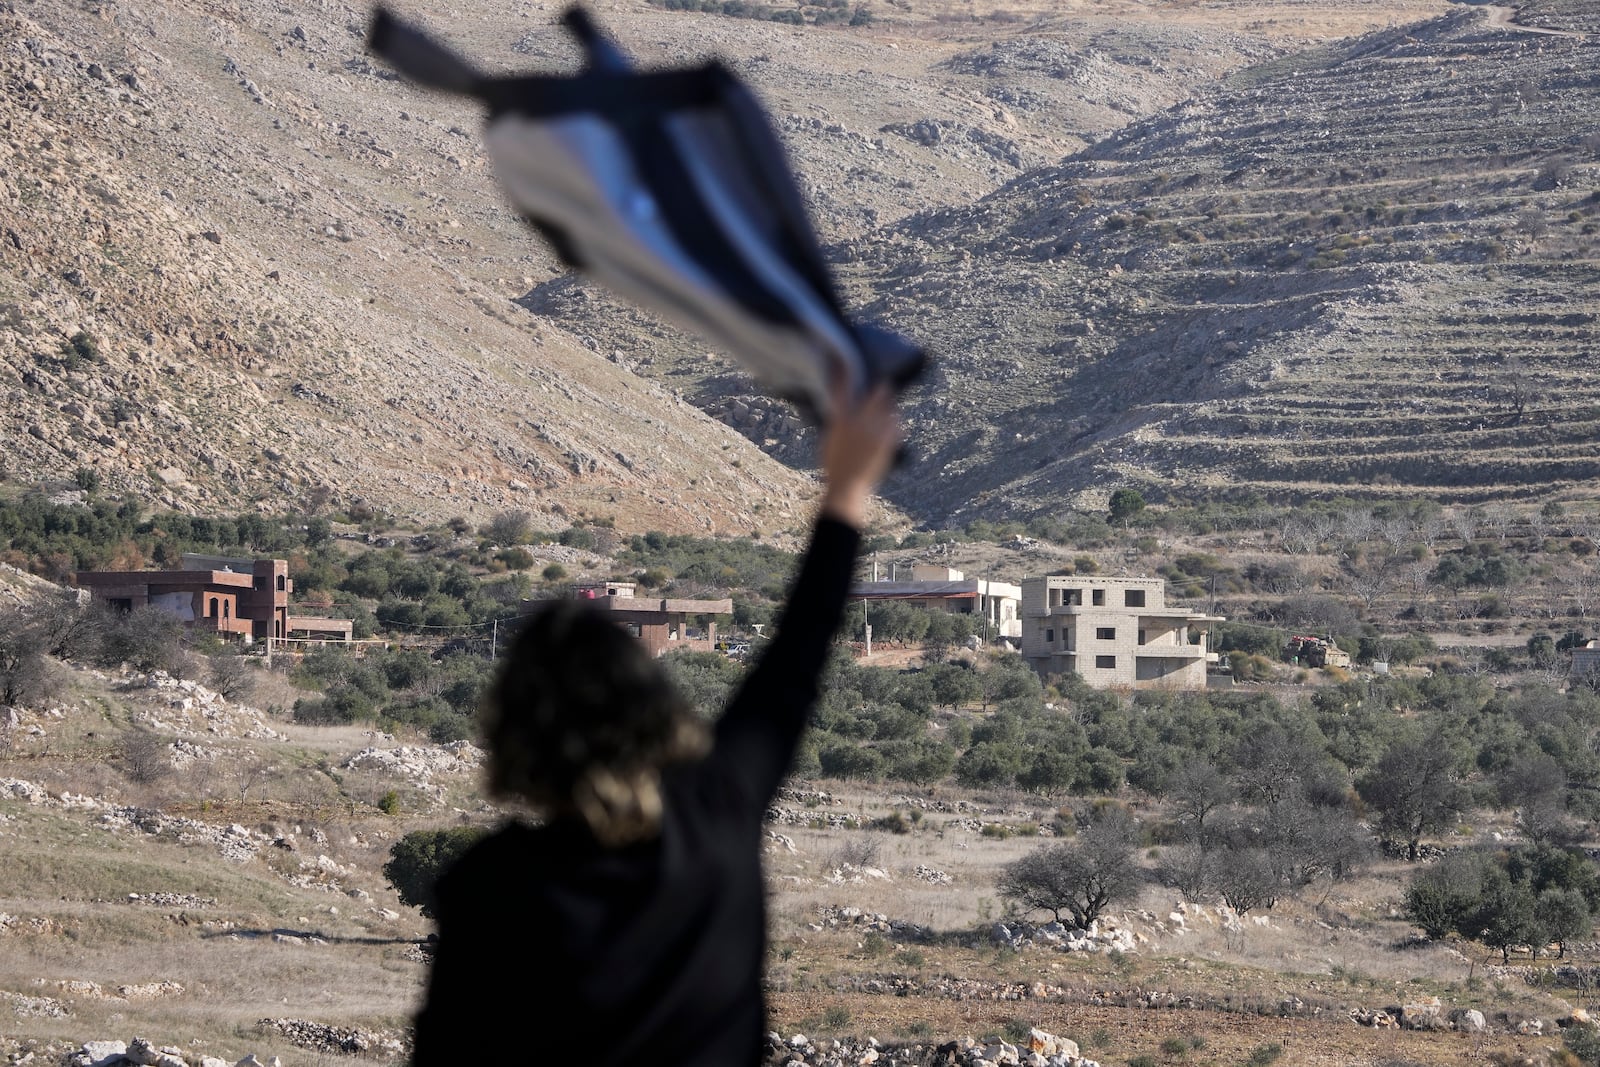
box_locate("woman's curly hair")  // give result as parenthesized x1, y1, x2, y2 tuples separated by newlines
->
(482, 600, 710, 845)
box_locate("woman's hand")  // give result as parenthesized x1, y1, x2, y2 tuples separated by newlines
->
(818, 381, 902, 529)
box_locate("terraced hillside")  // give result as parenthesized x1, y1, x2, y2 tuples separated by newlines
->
(847, 1, 1600, 521)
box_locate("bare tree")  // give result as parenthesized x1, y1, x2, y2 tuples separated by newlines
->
(1212, 846, 1280, 917)
(1308, 512, 1342, 547)
(1338, 508, 1378, 546)
(1401, 559, 1436, 601)
(1168, 759, 1234, 844)
(1278, 519, 1316, 556)
(0, 609, 56, 710)
(1561, 563, 1598, 620)
(1155, 844, 1213, 904)
(1375, 517, 1413, 553)
(1482, 502, 1516, 544)
(233, 755, 279, 804)
(1575, 515, 1600, 555)
(120, 729, 173, 784)
(1341, 550, 1399, 614)
(1412, 514, 1447, 552)
(207, 652, 256, 702)
(998, 807, 1142, 929)
(1448, 507, 1481, 546)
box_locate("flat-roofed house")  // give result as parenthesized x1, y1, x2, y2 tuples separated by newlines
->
(541, 581, 733, 658)
(849, 566, 1022, 639)
(74, 554, 350, 644)
(1020, 574, 1222, 689)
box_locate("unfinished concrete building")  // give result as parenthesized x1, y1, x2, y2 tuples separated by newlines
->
(1020, 575, 1222, 689)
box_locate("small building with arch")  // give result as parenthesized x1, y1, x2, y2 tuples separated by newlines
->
(74, 554, 349, 644)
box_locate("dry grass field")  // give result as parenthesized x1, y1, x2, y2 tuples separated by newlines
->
(3, 656, 1592, 1066)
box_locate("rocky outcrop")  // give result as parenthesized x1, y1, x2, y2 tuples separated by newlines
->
(761, 1027, 1099, 1067)
(255, 1018, 405, 1057)
(66, 1039, 272, 1067)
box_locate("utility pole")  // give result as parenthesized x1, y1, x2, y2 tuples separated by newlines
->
(862, 599, 871, 659)
(491, 617, 498, 660)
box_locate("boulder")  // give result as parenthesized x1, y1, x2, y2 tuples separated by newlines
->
(74, 1042, 127, 1067)
(981, 1040, 1020, 1065)
(1028, 1028, 1078, 1059)
(125, 1037, 162, 1065)
(1399, 996, 1446, 1030)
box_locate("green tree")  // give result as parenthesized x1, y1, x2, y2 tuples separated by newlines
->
(954, 741, 1023, 789)
(1357, 734, 1468, 861)
(817, 737, 884, 780)
(95, 605, 184, 673)
(1472, 866, 1538, 963)
(929, 663, 982, 709)
(1533, 888, 1591, 959)
(1528, 632, 1559, 669)
(1016, 748, 1081, 797)
(1405, 850, 1492, 940)
(486, 510, 534, 545)
(1108, 489, 1146, 526)
(881, 738, 956, 786)
(383, 826, 490, 919)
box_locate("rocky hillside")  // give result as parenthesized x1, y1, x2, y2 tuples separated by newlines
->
(844, 0, 1600, 521)
(16, 0, 1586, 532)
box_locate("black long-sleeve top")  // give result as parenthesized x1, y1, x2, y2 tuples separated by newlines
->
(412, 517, 859, 1066)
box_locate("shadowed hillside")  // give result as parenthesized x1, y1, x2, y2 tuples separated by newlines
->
(851, 2, 1600, 521)
(12, 0, 1593, 532)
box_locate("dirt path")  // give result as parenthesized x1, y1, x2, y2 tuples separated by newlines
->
(1481, 4, 1592, 39)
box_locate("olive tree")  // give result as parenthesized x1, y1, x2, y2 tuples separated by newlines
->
(384, 826, 490, 919)
(998, 807, 1141, 929)
(1358, 735, 1469, 861)
(0, 607, 55, 708)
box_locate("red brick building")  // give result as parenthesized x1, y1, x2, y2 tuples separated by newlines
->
(74, 554, 350, 644)
(539, 581, 732, 658)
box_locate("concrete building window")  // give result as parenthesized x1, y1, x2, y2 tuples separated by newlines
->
(1095, 655, 1116, 669)
(1138, 629, 1147, 645)
(277, 575, 286, 592)
(1096, 627, 1116, 640)
(1045, 628, 1055, 643)
(1092, 589, 1106, 606)
(1126, 589, 1146, 607)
